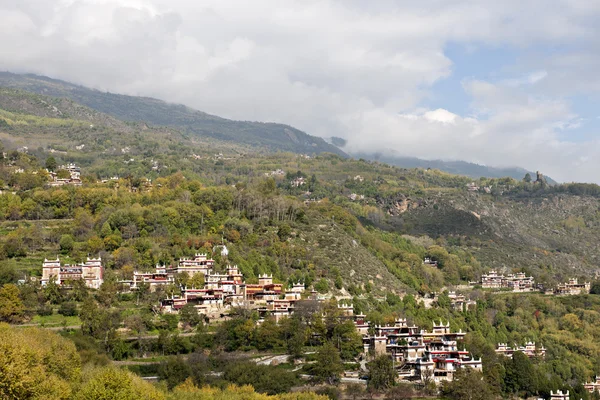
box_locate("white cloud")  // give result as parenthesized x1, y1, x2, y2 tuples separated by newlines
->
(0, 0, 599, 182)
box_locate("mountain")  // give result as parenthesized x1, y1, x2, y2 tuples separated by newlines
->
(352, 152, 558, 184)
(0, 72, 346, 157)
(1, 72, 558, 183)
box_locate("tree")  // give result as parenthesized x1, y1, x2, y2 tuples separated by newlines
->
(0, 284, 25, 323)
(223, 361, 298, 395)
(0, 324, 80, 399)
(179, 303, 201, 329)
(59, 234, 74, 254)
(45, 156, 58, 172)
(100, 222, 113, 238)
(367, 355, 397, 392)
(188, 273, 205, 289)
(75, 366, 164, 400)
(56, 169, 71, 179)
(58, 301, 78, 317)
(523, 173, 532, 183)
(278, 223, 292, 241)
(44, 276, 63, 304)
(332, 320, 363, 360)
(315, 278, 329, 294)
(440, 368, 493, 400)
(158, 356, 191, 390)
(503, 351, 538, 397)
(313, 341, 344, 384)
(70, 279, 89, 302)
(590, 281, 600, 295)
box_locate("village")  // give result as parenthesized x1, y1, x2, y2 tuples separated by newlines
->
(38, 251, 598, 391)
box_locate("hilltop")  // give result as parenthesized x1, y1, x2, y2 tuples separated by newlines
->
(0, 72, 346, 157)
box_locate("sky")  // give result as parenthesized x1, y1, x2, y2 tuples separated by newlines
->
(1, 1, 600, 183)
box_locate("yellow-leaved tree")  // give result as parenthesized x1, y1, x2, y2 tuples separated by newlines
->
(169, 379, 328, 400)
(0, 323, 81, 399)
(74, 366, 165, 400)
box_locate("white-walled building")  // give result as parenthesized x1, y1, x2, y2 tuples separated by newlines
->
(41, 257, 103, 289)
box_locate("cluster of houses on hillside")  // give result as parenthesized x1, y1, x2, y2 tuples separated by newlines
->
(265, 169, 285, 177)
(116, 253, 316, 320)
(39, 251, 600, 390)
(468, 269, 590, 296)
(355, 317, 482, 384)
(47, 163, 82, 187)
(474, 269, 536, 292)
(584, 377, 600, 395)
(495, 342, 546, 359)
(552, 278, 591, 296)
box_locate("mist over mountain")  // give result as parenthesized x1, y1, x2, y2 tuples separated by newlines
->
(1, 72, 559, 183)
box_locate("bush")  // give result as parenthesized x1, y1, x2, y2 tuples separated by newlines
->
(316, 386, 340, 400)
(58, 302, 78, 317)
(37, 303, 54, 316)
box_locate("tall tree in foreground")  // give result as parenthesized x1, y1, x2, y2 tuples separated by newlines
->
(0, 284, 25, 323)
(0, 324, 80, 399)
(313, 341, 344, 385)
(367, 355, 397, 392)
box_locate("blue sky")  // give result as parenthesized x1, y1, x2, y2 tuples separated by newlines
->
(423, 43, 519, 116)
(1, 0, 600, 182)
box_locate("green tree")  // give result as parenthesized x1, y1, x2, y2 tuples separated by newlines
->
(503, 351, 538, 397)
(59, 234, 74, 254)
(367, 355, 397, 392)
(315, 278, 329, 294)
(278, 223, 292, 241)
(179, 303, 201, 329)
(44, 276, 63, 304)
(345, 383, 365, 400)
(223, 361, 298, 395)
(158, 356, 191, 390)
(523, 173, 532, 183)
(440, 368, 493, 400)
(385, 383, 414, 400)
(100, 222, 113, 238)
(188, 273, 205, 289)
(313, 341, 344, 384)
(58, 301, 78, 317)
(45, 156, 58, 172)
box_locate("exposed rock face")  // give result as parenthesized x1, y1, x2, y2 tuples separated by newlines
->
(377, 193, 429, 216)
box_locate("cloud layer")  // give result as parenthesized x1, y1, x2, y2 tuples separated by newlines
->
(1, 0, 600, 182)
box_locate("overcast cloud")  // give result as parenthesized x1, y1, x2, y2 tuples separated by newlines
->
(1, 0, 600, 182)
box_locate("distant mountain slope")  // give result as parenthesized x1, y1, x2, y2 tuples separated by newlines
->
(0, 72, 346, 157)
(353, 152, 557, 184)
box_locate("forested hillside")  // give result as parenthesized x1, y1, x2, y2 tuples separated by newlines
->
(3, 86, 600, 399)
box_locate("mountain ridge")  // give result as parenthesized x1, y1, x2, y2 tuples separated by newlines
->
(0, 72, 557, 183)
(0, 72, 346, 157)
(352, 152, 558, 184)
